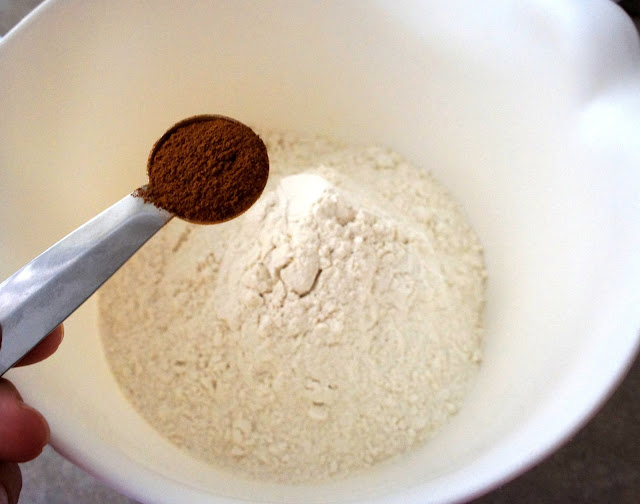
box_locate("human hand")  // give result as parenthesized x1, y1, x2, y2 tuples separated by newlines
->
(0, 325, 64, 504)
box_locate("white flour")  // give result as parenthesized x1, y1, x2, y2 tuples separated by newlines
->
(98, 130, 487, 483)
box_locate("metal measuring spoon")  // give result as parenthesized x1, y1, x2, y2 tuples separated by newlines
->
(0, 115, 268, 376)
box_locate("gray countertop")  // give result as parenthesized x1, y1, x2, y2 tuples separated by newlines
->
(2, 1, 639, 503)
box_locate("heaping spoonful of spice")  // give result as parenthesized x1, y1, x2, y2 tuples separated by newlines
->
(0, 115, 269, 376)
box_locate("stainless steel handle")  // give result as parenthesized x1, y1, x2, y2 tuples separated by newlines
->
(0, 194, 172, 376)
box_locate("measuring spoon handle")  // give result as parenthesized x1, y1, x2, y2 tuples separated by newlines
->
(0, 193, 172, 376)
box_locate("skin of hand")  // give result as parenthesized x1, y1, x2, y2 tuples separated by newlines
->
(0, 325, 64, 504)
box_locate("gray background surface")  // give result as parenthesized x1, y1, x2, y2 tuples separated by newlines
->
(1, 1, 639, 503)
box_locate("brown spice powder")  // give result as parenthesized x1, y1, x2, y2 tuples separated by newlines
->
(137, 115, 269, 223)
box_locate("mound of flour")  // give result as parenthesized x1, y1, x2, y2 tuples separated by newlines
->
(98, 131, 487, 483)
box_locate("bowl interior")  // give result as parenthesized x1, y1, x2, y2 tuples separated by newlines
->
(1, 1, 639, 503)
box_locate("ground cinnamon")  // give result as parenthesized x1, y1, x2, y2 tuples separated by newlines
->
(137, 115, 269, 223)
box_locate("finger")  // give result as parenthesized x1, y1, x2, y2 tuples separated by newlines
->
(0, 379, 49, 462)
(0, 462, 21, 504)
(15, 324, 64, 367)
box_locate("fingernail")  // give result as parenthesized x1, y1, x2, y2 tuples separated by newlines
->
(0, 483, 9, 504)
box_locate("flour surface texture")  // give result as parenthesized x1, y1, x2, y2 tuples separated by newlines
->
(99, 131, 487, 483)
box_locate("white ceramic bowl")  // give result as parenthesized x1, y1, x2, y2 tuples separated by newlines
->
(1, 1, 640, 503)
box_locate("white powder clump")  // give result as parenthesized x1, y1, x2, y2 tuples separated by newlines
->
(98, 131, 487, 483)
